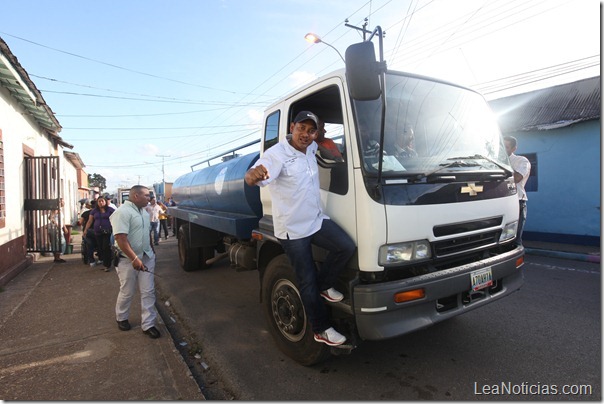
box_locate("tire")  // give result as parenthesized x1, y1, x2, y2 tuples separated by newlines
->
(199, 246, 215, 269)
(262, 254, 331, 366)
(178, 224, 199, 272)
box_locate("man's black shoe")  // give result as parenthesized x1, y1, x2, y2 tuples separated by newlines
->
(117, 319, 131, 331)
(143, 326, 160, 339)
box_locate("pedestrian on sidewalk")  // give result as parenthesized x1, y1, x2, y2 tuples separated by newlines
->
(158, 200, 170, 240)
(83, 196, 115, 272)
(504, 136, 531, 246)
(145, 197, 162, 246)
(48, 197, 67, 263)
(110, 185, 160, 339)
(79, 200, 99, 266)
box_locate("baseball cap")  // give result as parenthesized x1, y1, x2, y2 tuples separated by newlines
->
(293, 111, 318, 127)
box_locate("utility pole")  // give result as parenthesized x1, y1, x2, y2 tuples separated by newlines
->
(156, 154, 170, 201)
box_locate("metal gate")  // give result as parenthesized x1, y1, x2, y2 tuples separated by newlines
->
(24, 156, 62, 253)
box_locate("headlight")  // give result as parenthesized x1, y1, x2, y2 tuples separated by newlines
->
(499, 221, 518, 242)
(379, 240, 431, 266)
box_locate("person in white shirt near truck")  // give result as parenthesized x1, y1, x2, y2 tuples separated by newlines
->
(504, 136, 531, 246)
(245, 111, 356, 347)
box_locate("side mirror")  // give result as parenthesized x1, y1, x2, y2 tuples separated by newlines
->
(345, 41, 382, 101)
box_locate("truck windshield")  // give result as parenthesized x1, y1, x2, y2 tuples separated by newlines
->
(353, 73, 511, 181)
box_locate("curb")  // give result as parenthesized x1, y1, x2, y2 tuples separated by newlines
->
(524, 247, 601, 264)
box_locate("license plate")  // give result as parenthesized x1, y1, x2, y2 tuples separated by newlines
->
(471, 267, 493, 291)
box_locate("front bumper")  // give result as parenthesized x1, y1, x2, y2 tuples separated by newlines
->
(353, 246, 524, 340)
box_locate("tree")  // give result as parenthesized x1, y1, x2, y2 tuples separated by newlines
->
(88, 173, 107, 192)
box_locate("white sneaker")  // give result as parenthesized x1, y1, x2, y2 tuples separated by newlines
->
(89, 262, 97, 268)
(320, 288, 344, 302)
(314, 327, 346, 346)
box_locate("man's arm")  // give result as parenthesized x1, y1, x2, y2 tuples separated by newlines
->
(114, 233, 145, 270)
(513, 158, 531, 184)
(245, 164, 270, 186)
(83, 215, 94, 234)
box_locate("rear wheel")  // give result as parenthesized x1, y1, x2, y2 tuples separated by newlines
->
(178, 224, 199, 272)
(198, 246, 215, 269)
(262, 254, 331, 366)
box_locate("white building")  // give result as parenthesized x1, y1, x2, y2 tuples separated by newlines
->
(0, 36, 81, 285)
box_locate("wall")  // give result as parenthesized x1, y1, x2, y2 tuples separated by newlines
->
(514, 119, 600, 245)
(0, 86, 77, 285)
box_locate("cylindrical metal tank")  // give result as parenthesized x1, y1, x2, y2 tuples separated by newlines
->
(172, 152, 261, 218)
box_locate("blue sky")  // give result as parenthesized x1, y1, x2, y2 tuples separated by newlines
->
(1, 0, 599, 193)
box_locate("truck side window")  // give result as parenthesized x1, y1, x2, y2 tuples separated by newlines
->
(264, 111, 280, 152)
(318, 122, 348, 195)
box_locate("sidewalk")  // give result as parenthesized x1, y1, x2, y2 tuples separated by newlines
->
(523, 239, 601, 264)
(0, 233, 204, 400)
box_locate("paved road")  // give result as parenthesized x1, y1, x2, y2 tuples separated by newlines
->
(154, 238, 601, 400)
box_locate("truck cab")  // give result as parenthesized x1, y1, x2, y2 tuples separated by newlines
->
(254, 65, 523, 359)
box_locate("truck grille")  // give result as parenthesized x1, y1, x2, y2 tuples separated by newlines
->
(432, 230, 500, 257)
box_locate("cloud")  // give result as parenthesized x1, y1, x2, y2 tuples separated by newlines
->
(142, 143, 160, 156)
(289, 71, 316, 90)
(247, 108, 263, 123)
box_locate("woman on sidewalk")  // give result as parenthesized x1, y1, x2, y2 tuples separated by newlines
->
(83, 196, 115, 272)
(48, 198, 67, 263)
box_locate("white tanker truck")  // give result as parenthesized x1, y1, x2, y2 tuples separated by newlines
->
(168, 27, 524, 365)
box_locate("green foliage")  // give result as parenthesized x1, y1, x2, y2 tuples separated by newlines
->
(88, 173, 107, 192)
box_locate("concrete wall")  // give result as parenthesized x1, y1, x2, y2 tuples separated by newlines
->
(512, 119, 600, 244)
(0, 86, 77, 285)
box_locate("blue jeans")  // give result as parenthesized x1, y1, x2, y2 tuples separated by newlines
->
(150, 221, 159, 244)
(279, 219, 356, 334)
(517, 200, 527, 246)
(85, 229, 97, 263)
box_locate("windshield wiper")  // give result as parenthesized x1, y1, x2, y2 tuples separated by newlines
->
(448, 154, 513, 177)
(406, 155, 512, 183)
(406, 159, 479, 183)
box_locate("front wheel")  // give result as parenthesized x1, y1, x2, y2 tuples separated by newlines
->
(262, 254, 330, 366)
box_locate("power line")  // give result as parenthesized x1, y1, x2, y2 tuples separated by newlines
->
(0, 30, 259, 96)
(31, 74, 275, 104)
(63, 123, 258, 130)
(40, 89, 271, 106)
(475, 56, 600, 95)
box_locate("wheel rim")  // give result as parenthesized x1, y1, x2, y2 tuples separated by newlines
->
(271, 279, 306, 342)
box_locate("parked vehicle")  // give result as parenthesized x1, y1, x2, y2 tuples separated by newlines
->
(169, 27, 524, 365)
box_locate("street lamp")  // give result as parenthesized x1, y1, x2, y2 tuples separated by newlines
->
(304, 33, 345, 63)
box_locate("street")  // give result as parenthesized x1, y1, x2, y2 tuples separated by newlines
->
(153, 237, 600, 400)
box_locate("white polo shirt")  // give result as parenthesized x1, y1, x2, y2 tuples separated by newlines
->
(509, 153, 531, 201)
(253, 138, 328, 240)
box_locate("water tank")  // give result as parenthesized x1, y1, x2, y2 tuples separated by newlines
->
(172, 152, 261, 218)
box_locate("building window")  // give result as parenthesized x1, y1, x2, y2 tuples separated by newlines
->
(0, 129, 5, 228)
(520, 152, 538, 192)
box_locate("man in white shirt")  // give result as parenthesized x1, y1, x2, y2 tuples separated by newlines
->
(245, 111, 355, 347)
(504, 136, 531, 246)
(110, 185, 160, 339)
(145, 197, 163, 246)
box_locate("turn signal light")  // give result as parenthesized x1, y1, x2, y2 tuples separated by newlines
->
(394, 288, 425, 303)
(252, 232, 263, 241)
(516, 256, 524, 267)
